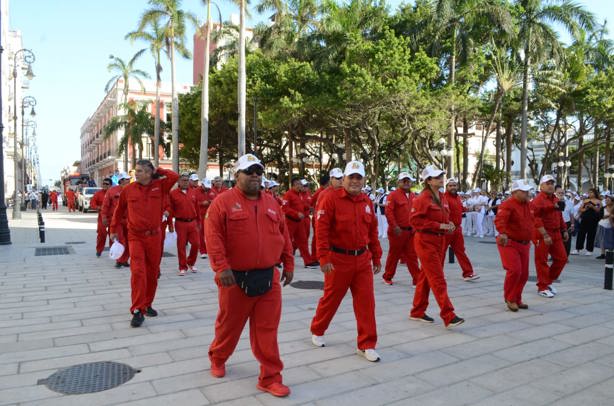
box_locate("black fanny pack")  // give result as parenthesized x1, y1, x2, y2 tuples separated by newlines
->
(233, 267, 274, 297)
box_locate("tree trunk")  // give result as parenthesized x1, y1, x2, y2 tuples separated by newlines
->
(448, 28, 457, 177)
(505, 116, 513, 188)
(288, 131, 294, 188)
(237, 0, 247, 156)
(576, 115, 585, 190)
(495, 117, 501, 172)
(154, 60, 161, 167)
(170, 26, 180, 172)
(520, 34, 531, 179)
(605, 124, 611, 190)
(472, 92, 502, 188)
(199, 1, 212, 179)
(462, 117, 469, 190)
(344, 128, 351, 164)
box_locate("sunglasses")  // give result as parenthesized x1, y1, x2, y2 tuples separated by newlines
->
(241, 165, 264, 176)
(103, 183, 111, 186)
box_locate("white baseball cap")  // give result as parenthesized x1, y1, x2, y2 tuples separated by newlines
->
(540, 174, 555, 184)
(398, 172, 415, 181)
(511, 179, 532, 192)
(344, 160, 366, 177)
(329, 168, 343, 178)
(189, 174, 199, 181)
(446, 177, 458, 186)
(234, 154, 264, 171)
(420, 165, 445, 181)
(268, 180, 279, 189)
(203, 179, 212, 188)
(118, 172, 131, 181)
(300, 179, 309, 186)
(376, 187, 384, 193)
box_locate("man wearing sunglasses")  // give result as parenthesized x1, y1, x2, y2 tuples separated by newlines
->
(205, 154, 294, 398)
(90, 178, 112, 257)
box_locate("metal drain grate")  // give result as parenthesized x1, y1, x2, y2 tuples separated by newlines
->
(291, 280, 324, 290)
(35, 247, 72, 256)
(37, 361, 139, 394)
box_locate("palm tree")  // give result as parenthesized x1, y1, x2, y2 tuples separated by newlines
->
(126, 18, 167, 167)
(515, 0, 594, 179)
(137, 0, 198, 172)
(238, 0, 247, 156)
(104, 51, 150, 170)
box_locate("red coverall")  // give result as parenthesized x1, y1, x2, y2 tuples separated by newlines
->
(102, 185, 130, 265)
(531, 192, 568, 291)
(111, 168, 178, 314)
(169, 188, 200, 271)
(311, 186, 327, 256)
(409, 190, 459, 326)
(301, 190, 313, 252)
(495, 197, 535, 305)
(90, 189, 108, 255)
(311, 188, 382, 350)
(190, 186, 208, 255)
(49, 191, 58, 211)
(282, 189, 314, 265)
(443, 191, 475, 278)
(311, 186, 336, 258)
(160, 194, 171, 261)
(382, 188, 419, 284)
(205, 187, 294, 387)
(66, 190, 76, 212)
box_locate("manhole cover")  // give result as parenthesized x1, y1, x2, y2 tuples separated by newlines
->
(478, 241, 497, 244)
(37, 361, 139, 395)
(65, 241, 86, 244)
(35, 247, 72, 256)
(291, 280, 324, 290)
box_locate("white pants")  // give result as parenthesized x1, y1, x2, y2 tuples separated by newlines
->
(484, 214, 495, 236)
(378, 212, 388, 239)
(476, 210, 485, 237)
(465, 212, 477, 236)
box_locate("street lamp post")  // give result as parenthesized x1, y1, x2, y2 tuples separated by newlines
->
(0, 14, 10, 244)
(21, 99, 37, 193)
(557, 154, 572, 190)
(11, 48, 35, 219)
(24, 121, 37, 192)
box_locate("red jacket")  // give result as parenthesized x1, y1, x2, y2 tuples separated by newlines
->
(101, 185, 123, 223)
(495, 197, 535, 242)
(190, 186, 208, 218)
(444, 191, 466, 227)
(169, 188, 199, 221)
(315, 188, 382, 266)
(530, 192, 566, 233)
(205, 187, 294, 273)
(385, 189, 415, 229)
(282, 189, 310, 222)
(90, 189, 107, 211)
(311, 186, 327, 210)
(110, 168, 179, 238)
(410, 190, 450, 233)
(65, 190, 76, 203)
(49, 191, 58, 203)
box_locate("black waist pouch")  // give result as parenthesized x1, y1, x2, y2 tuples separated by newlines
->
(233, 267, 274, 297)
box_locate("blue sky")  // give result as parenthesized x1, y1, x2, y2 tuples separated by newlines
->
(9, 0, 613, 185)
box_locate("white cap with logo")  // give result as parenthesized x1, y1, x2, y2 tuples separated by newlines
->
(511, 179, 532, 192)
(398, 172, 416, 181)
(235, 154, 264, 171)
(420, 165, 445, 181)
(118, 172, 131, 181)
(540, 174, 555, 184)
(344, 160, 366, 177)
(446, 177, 459, 186)
(203, 179, 212, 188)
(189, 174, 199, 181)
(329, 168, 343, 178)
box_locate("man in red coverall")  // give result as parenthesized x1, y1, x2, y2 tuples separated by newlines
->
(188, 174, 208, 259)
(311, 175, 330, 256)
(282, 178, 319, 268)
(311, 160, 383, 362)
(531, 174, 569, 298)
(89, 178, 112, 257)
(170, 173, 200, 275)
(102, 172, 132, 268)
(49, 190, 58, 211)
(205, 154, 294, 398)
(65, 189, 76, 212)
(311, 168, 344, 257)
(409, 166, 464, 328)
(443, 178, 480, 281)
(382, 172, 419, 286)
(110, 160, 178, 328)
(495, 179, 535, 311)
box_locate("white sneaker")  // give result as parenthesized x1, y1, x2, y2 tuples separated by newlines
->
(570, 249, 579, 255)
(538, 289, 554, 298)
(311, 334, 325, 347)
(548, 285, 557, 295)
(463, 274, 480, 281)
(178, 269, 186, 276)
(357, 348, 380, 362)
(584, 250, 593, 256)
(189, 265, 198, 273)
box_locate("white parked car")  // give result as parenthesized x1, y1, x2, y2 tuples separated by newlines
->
(78, 187, 101, 213)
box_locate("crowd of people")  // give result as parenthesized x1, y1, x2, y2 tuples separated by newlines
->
(82, 156, 613, 398)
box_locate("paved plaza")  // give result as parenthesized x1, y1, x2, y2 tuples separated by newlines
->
(1, 209, 614, 405)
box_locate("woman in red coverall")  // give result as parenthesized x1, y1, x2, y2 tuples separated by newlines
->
(409, 166, 464, 328)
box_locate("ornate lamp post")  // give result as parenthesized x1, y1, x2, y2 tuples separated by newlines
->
(556, 153, 572, 189)
(23, 121, 37, 191)
(20, 98, 37, 193)
(11, 48, 35, 219)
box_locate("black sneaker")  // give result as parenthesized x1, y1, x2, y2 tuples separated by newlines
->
(131, 310, 145, 327)
(409, 314, 435, 323)
(596, 255, 606, 259)
(145, 307, 158, 317)
(96, 252, 101, 258)
(446, 316, 465, 329)
(114, 262, 123, 269)
(121, 262, 130, 268)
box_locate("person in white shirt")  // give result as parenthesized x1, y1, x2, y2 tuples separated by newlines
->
(375, 188, 388, 238)
(465, 190, 479, 236)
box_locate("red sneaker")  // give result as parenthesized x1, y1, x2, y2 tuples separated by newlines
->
(257, 382, 291, 397)
(210, 364, 225, 378)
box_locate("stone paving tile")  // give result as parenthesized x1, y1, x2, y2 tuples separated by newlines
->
(386, 380, 494, 406)
(116, 389, 211, 406)
(469, 358, 564, 392)
(19, 382, 158, 406)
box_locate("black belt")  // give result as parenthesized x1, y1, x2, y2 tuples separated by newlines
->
(332, 246, 367, 256)
(417, 230, 445, 236)
(511, 239, 530, 245)
(400, 226, 413, 231)
(175, 218, 195, 222)
(286, 216, 302, 223)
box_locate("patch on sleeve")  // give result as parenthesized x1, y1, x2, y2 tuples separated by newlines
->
(365, 205, 371, 214)
(317, 209, 326, 220)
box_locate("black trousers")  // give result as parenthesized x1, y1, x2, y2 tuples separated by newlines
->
(563, 221, 571, 256)
(576, 219, 599, 252)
